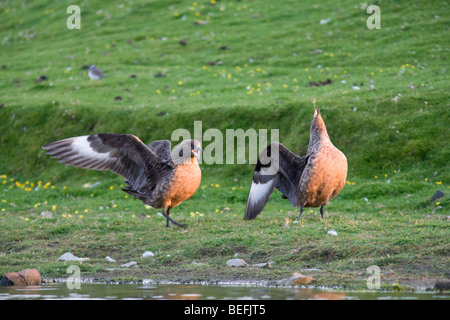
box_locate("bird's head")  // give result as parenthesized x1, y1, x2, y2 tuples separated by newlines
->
(311, 107, 328, 136)
(172, 139, 203, 164)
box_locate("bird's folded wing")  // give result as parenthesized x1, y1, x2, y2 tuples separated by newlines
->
(245, 143, 307, 220)
(147, 140, 173, 164)
(43, 133, 171, 190)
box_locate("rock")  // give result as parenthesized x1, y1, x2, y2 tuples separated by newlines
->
(251, 263, 268, 268)
(226, 259, 248, 267)
(141, 251, 154, 258)
(120, 261, 138, 268)
(434, 280, 450, 292)
(280, 273, 314, 286)
(57, 252, 85, 262)
(105, 256, 116, 262)
(430, 190, 445, 202)
(327, 229, 338, 236)
(382, 270, 396, 278)
(0, 268, 41, 286)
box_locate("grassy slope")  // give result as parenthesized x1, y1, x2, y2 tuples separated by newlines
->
(0, 0, 449, 288)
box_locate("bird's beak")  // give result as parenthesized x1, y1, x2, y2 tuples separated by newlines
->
(314, 107, 320, 117)
(193, 146, 203, 160)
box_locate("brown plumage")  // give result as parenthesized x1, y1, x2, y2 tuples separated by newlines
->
(42, 134, 202, 227)
(245, 108, 347, 221)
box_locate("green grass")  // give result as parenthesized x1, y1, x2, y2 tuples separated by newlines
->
(0, 0, 449, 289)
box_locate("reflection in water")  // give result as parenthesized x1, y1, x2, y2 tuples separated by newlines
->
(0, 283, 447, 300)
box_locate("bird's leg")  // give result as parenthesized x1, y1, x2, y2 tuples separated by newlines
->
(320, 205, 325, 220)
(162, 208, 170, 227)
(297, 205, 305, 221)
(162, 207, 187, 228)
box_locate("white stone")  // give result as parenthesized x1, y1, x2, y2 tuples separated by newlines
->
(142, 251, 154, 258)
(57, 252, 84, 262)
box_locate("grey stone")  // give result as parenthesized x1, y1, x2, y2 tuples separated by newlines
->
(226, 258, 248, 267)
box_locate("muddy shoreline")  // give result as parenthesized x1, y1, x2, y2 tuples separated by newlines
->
(42, 275, 446, 293)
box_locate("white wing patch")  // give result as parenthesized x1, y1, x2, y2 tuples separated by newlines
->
(248, 180, 273, 205)
(70, 136, 112, 162)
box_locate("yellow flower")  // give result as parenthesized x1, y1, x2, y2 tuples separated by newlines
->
(374, 176, 378, 179)
(436, 181, 442, 185)
(436, 202, 440, 205)
(178, 81, 183, 85)
(110, 186, 114, 190)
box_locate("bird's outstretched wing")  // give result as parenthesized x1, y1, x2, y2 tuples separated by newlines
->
(245, 143, 308, 220)
(43, 133, 172, 190)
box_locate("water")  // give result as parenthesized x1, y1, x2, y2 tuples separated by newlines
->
(0, 283, 448, 300)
